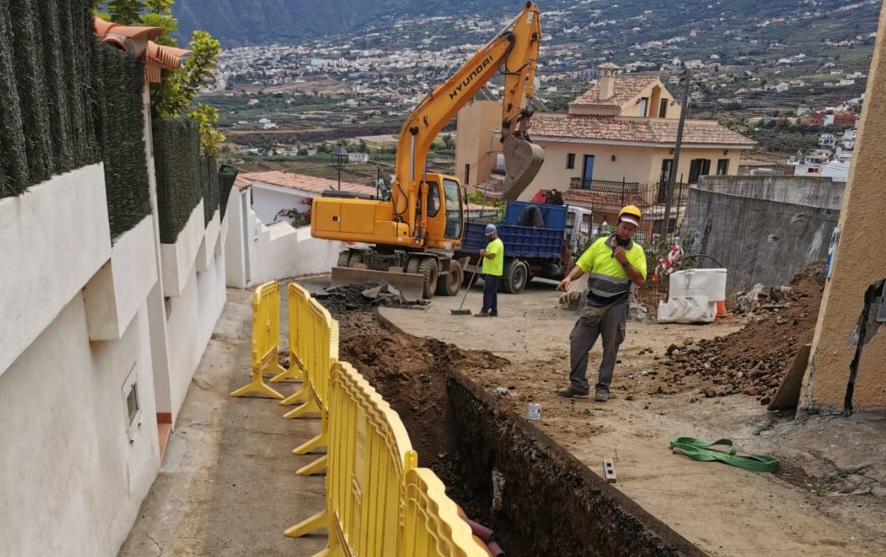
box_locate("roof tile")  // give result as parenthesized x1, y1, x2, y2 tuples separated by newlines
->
(240, 171, 379, 197)
(570, 76, 660, 109)
(532, 113, 755, 147)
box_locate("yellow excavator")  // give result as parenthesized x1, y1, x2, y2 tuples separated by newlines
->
(311, 2, 545, 300)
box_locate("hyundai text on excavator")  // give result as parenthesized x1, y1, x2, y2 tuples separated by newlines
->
(310, 2, 545, 300)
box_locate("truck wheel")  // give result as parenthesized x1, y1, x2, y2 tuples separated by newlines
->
(435, 259, 463, 296)
(501, 260, 528, 294)
(418, 258, 439, 299)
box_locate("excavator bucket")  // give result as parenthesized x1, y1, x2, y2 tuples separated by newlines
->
(499, 134, 545, 202)
(330, 266, 425, 302)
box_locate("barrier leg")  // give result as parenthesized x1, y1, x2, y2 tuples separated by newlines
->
(279, 385, 309, 406)
(284, 508, 328, 538)
(293, 433, 325, 455)
(296, 454, 327, 476)
(269, 353, 302, 383)
(230, 370, 284, 399)
(282, 397, 320, 419)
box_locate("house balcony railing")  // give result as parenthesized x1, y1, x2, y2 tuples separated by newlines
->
(569, 177, 640, 194)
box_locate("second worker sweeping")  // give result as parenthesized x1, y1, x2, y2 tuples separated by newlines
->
(475, 224, 504, 317)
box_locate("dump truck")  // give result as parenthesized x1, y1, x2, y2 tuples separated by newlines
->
(457, 202, 589, 294)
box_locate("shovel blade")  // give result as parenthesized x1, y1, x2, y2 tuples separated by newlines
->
(330, 266, 425, 301)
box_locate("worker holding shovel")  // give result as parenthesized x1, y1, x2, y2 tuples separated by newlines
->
(475, 224, 504, 317)
(556, 205, 647, 401)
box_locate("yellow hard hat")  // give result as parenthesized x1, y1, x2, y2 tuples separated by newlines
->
(618, 205, 642, 225)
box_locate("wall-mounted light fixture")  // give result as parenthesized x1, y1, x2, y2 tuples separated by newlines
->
(611, 154, 617, 162)
(723, 150, 729, 156)
(669, 148, 675, 155)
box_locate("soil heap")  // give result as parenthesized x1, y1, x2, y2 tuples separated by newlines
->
(659, 263, 826, 404)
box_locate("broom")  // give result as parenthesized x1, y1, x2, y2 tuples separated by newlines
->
(451, 260, 479, 316)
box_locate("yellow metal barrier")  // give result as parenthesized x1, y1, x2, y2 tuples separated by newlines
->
(269, 282, 308, 383)
(282, 297, 338, 421)
(279, 284, 312, 408)
(401, 468, 490, 557)
(286, 360, 417, 557)
(290, 300, 338, 475)
(230, 281, 284, 399)
(277, 284, 312, 397)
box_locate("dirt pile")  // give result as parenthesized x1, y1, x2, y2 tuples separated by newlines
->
(319, 295, 508, 482)
(659, 263, 826, 404)
(315, 281, 427, 312)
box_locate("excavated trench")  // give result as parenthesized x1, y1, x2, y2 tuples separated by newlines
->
(318, 284, 703, 557)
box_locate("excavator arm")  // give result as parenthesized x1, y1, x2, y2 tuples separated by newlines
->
(392, 1, 544, 232)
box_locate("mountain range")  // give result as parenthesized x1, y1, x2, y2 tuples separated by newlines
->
(173, 0, 881, 62)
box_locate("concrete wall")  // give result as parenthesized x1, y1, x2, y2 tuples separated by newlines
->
(0, 155, 231, 554)
(806, 6, 886, 412)
(0, 297, 159, 557)
(252, 184, 306, 224)
(455, 99, 503, 188)
(225, 188, 251, 289)
(0, 165, 111, 376)
(682, 176, 843, 295)
(224, 189, 342, 287)
(249, 217, 341, 285)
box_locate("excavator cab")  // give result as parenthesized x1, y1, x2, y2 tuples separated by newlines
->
(423, 175, 464, 250)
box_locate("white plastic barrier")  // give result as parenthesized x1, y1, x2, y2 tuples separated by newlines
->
(657, 269, 727, 323)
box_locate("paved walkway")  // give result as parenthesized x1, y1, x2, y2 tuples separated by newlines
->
(118, 288, 327, 557)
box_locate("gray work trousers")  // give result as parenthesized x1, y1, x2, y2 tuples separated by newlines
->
(568, 301, 629, 394)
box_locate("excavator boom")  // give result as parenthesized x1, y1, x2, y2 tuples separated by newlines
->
(310, 2, 545, 300)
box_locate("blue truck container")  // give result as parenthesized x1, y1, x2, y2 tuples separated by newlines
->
(457, 203, 571, 294)
(503, 201, 568, 230)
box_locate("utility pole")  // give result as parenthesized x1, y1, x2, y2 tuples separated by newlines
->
(664, 67, 690, 237)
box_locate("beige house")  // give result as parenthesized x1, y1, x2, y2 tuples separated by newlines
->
(456, 64, 755, 232)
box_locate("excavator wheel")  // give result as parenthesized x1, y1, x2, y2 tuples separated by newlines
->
(418, 258, 439, 299)
(435, 259, 463, 297)
(337, 250, 351, 268)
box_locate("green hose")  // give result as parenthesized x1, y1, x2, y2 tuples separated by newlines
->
(669, 437, 780, 473)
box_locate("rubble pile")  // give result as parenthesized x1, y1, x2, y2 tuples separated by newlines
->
(316, 281, 427, 313)
(314, 281, 425, 338)
(661, 263, 825, 404)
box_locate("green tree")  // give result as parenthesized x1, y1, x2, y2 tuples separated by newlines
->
(97, 1, 224, 155)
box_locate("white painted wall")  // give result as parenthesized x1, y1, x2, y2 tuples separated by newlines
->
(0, 295, 158, 557)
(225, 189, 250, 289)
(252, 184, 307, 224)
(249, 219, 341, 285)
(0, 164, 110, 376)
(225, 189, 341, 287)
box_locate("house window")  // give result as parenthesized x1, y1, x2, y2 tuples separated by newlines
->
(638, 97, 649, 117)
(659, 99, 669, 118)
(464, 164, 470, 185)
(688, 159, 711, 183)
(122, 364, 142, 444)
(566, 153, 575, 169)
(716, 159, 729, 175)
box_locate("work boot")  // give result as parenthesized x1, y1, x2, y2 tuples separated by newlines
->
(474, 310, 489, 318)
(558, 386, 589, 398)
(594, 390, 610, 402)
(489, 311, 498, 317)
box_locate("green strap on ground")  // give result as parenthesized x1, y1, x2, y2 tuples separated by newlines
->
(669, 437, 780, 473)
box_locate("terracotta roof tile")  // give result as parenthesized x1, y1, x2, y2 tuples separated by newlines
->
(532, 113, 755, 147)
(570, 76, 661, 109)
(239, 171, 378, 197)
(93, 17, 190, 83)
(562, 189, 649, 211)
